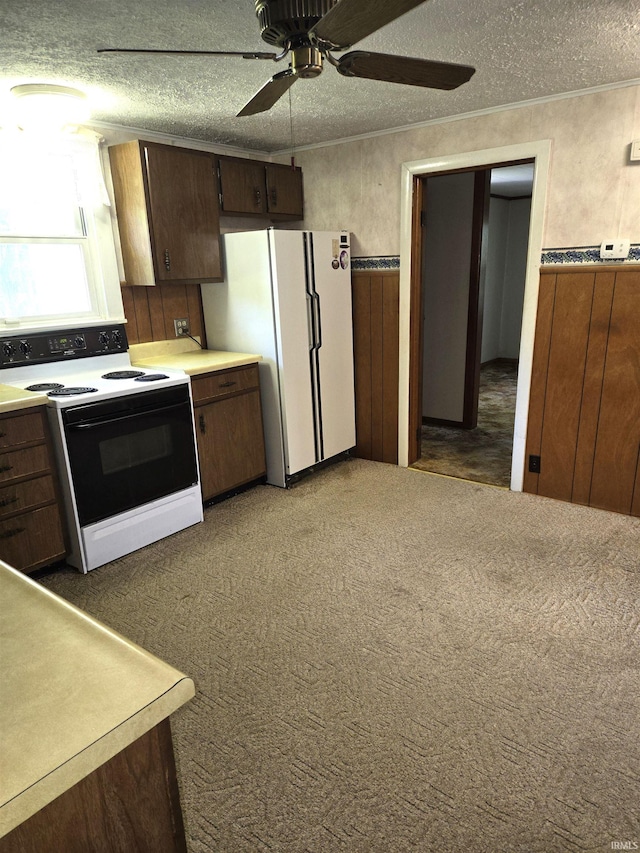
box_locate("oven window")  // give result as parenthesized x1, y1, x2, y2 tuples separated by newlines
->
(100, 424, 173, 476)
(63, 387, 199, 526)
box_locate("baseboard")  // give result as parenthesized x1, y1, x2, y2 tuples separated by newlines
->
(422, 416, 465, 428)
(481, 358, 519, 366)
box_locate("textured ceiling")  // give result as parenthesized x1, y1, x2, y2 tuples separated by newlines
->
(1, 0, 639, 152)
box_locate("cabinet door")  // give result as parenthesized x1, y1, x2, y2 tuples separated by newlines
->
(144, 144, 222, 283)
(196, 392, 266, 500)
(265, 163, 303, 217)
(218, 157, 267, 215)
(0, 504, 66, 571)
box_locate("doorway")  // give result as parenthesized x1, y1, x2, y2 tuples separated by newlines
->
(412, 163, 534, 487)
(397, 140, 551, 490)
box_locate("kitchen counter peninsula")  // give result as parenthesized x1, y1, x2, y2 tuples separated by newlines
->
(0, 561, 194, 851)
(0, 385, 47, 414)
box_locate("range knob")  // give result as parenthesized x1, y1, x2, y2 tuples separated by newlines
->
(98, 331, 110, 346)
(74, 335, 85, 349)
(2, 342, 15, 359)
(19, 341, 32, 356)
(111, 329, 122, 344)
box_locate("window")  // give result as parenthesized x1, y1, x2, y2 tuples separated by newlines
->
(0, 131, 123, 331)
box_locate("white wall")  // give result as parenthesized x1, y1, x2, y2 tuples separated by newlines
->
(422, 173, 475, 421)
(500, 197, 531, 358)
(289, 85, 640, 256)
(481, 195, 531, 362)
(482, 197, 509, 362)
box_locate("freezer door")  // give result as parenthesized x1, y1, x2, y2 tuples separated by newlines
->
(307, 232, 356, 460)
(269, 230, 318, 479)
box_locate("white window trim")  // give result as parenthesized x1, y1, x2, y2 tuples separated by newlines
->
(0, 129, 124, 334)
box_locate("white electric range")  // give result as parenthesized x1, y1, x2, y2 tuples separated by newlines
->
(0, 324, 203, 573)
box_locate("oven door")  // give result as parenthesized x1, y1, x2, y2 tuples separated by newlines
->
(63, 385, 199, 526)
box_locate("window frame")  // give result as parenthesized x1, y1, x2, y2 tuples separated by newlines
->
(0, 130, 123, 334)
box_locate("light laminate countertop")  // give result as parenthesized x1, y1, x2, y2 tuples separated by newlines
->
(0, 385, 47, 414)
(129, 339, 262, 376)
(0, 562, 195, 837)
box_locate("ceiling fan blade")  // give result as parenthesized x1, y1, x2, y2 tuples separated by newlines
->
(310, 0, 428, 50)
(337, 51, 475, 90)
(237, 70, 297, 117)
(97, 48, 278, 60)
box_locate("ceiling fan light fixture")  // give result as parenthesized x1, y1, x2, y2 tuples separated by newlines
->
(291, 46, 323, 78)
(10, 84, 91, 132)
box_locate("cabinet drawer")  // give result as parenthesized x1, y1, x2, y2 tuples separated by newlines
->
(0, 410, 46, 450)
(0, 445, 50, 484)
(191, 365, 260, 403)
(0, 504, 66, 572)
(0, 475, 57, 519)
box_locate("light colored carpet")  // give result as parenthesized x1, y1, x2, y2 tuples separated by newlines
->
(41, 458, 640, 852)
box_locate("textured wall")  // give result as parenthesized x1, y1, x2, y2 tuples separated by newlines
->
(291, 86, 640, 257)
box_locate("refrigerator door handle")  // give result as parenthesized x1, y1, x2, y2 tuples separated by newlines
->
(306, 292, 315, 350)
(313, 292, 322, 350)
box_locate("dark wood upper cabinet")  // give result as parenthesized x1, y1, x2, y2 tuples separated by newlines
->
(217, 156, 303, 220)
(217, 157, 268, 216)
(109, 140, 223, 286)
(265, 163, 304, 217)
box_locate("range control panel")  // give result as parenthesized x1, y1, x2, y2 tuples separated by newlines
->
(0, 324, 129, 368)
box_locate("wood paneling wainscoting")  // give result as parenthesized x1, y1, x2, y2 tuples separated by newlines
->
(121, 283, 206, 345)
(524, 264, 640, 516)
(351, 271, 399, 464)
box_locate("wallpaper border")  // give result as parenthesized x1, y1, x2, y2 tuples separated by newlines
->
(540, 245, 640, 264)
(351, 256, 400, 271)
(352, 246, 640, 270)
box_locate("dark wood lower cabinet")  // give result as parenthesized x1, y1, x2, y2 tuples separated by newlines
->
(0, 407, 66, 572)
(0, 719, 187, 853)
(191, 364, 267, 501)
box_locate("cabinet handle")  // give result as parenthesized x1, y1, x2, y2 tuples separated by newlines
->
(254, 187, 261, 206)
(199, 414, 206, 434)
(164, 249, 171, 271)
(0, 526, 24, 539)
(270, 186, 277, 206)
(0, 495, 18, 508)
(219, 380, 236, 388)
(0, 464, 13, 473)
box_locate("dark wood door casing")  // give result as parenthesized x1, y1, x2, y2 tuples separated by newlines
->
(462, 169, 491, 429)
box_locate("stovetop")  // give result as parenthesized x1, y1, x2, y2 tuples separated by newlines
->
(0, 324, 189, 406)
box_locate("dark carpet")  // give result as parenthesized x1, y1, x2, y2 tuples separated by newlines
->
(413, 360, 518, 487)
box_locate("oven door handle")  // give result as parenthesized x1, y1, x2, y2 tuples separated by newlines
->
(66, 400, 188, 431)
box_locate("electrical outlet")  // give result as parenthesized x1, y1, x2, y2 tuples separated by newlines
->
(174, 318, 190, 337)
(528, 454, 541, 474)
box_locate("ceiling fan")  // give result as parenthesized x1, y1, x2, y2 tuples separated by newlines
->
(98, 0, 475, 117)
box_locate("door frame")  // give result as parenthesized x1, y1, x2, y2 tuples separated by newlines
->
(398, 140, 552, 490)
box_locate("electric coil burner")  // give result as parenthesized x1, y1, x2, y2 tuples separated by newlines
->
(102, 370, 146, 379)
(0, 323, 203, 573)
(48, 386, 99, 397)
(24, 382, 64, 392)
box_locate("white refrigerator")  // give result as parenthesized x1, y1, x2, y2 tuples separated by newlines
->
(201, 229, 356, 487)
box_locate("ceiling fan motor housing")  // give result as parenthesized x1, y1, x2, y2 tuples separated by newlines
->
(255, 0, 337, 47)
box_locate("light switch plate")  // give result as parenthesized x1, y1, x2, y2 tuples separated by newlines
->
(600, 240, 630, 259)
